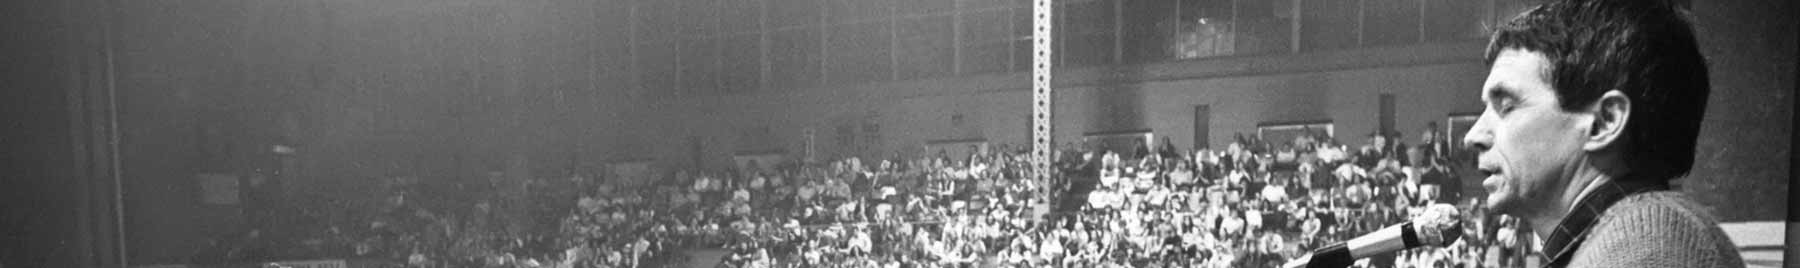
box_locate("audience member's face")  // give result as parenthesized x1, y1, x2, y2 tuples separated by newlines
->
(1465, 49, 1589, 216)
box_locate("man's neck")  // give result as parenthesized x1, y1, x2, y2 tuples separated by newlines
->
(1525, 171, 1616, 243)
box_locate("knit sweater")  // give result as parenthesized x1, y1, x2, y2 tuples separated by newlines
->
(1564, 191, 1745, 268)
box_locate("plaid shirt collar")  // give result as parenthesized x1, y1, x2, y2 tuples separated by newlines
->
(1542, 176, 1670, 268)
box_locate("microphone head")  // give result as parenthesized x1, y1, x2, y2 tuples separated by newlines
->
(1410, 203, 1465, 247)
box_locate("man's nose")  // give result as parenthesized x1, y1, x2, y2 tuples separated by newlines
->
(1462, 114, 1495, 153)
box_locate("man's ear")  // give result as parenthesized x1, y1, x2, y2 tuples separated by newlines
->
(1583, 90, 1631, 152)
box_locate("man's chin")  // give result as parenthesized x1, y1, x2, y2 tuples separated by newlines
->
(1484, 195, 1520, 214)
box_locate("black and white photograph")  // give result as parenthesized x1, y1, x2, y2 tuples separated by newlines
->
(0, 0, 1793, 267)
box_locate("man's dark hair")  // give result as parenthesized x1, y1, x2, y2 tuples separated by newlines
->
(1485, 0, 1709, 182)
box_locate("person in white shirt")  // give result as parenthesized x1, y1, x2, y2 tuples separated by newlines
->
(748, 175, 766, 190)
(1086, 188, 1109, 211)
(802, 239, 824, 265)
(604, 249, 623, 268)
(878, 185, 897, 200)
(873, 202, 893, 221)
(630, 237, 650, 267)
(1149, 187, 1171, 209)
(732, 188, 750, 203)
(1100, 152, 1123, 186)
(1168, 160, 1197, 187)
(849, 228, 872, 256)
(1040, 232, 1065, 263)
(1261, 181, 1288, 203)
(795, 182, 817, 205)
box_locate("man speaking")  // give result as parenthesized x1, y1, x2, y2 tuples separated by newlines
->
(1466, 0, 1743, 267)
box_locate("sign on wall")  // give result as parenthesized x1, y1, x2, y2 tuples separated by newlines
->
(266, 259, 347, 268)
(1255, 121, 1334, 146)
(1446, 114, 1479, 148)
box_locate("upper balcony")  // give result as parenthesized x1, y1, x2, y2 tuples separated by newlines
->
(613, 0, 1543, 100)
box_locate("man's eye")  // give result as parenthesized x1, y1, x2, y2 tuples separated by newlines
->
(1494, 99, 1517, 114)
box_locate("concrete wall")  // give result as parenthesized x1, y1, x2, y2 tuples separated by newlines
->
(1686, 0, 1795, 223)
(109, 0, 635, 264)
(0, 0, 126, 265)
(113, 0, 255, 263)
(618, 43, 1488, 168)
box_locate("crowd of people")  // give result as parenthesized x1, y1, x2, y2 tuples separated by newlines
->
(574, 146, 1067, 268)
(544, 124, 1534, 268)
(204, 124, 1540, 268)
(1049, 127, 1506, 268)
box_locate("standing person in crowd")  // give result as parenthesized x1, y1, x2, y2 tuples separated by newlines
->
(1355, 133, 1386, 169)
(1382, 132, 1409, 168)
(1419, 122, 1454, 166)
(1467, 0, 1741, 266)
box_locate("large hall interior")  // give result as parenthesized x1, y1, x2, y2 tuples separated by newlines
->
(1, 0, 1793, 267)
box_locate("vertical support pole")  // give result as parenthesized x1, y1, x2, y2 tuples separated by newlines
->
(951, 1, 963, 74)
(628, 1, 640, 98)
(1290, 0, 1303, 53)
(1112, 0, 1123, 63)
(1031, 0, 1054, 183)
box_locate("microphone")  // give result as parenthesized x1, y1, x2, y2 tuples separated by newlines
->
(1283, 203, 1464, 268)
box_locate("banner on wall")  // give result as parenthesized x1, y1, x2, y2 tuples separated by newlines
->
(1255, 121, 1334, 145)
(265, 259, 347, 268)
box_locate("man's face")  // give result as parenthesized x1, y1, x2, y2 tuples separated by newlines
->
(1465, 49, 1590, 216)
